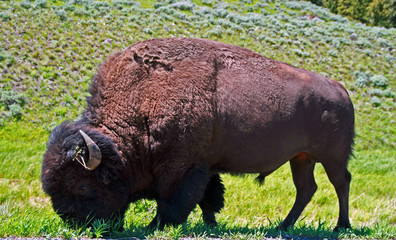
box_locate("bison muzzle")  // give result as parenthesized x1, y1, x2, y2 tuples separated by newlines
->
(41, 38, 354, 231)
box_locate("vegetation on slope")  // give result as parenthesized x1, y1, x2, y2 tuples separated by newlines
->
(0, 0, 395, 239)
(308, 0, 396, 28)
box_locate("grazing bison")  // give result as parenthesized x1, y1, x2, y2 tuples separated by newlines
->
(41, 37, 354, 231)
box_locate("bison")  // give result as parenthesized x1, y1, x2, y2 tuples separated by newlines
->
(41, 37, 354, 231)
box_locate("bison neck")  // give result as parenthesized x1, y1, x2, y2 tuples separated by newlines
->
(82, 119, 155, 199)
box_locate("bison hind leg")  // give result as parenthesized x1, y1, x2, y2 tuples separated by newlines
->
(199, 173, 225, 226)
(322, 160, 352, 231)
(278, 152, 317, 230)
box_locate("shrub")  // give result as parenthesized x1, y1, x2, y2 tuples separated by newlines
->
(0, 90, 28, 121)
(20, 0, 32, 9)
(55, 9, 67, 21)
(8, 104, 23, 119)
(0, 12, 11, 21)
(170, 2, 195, 11)
(194, 6, 212, 16)
(371, 75, 388, 88)
(174, 12, 189, 21)
(327, 49, 338, 57)
(377, 38, 392, 48)
(353, 71, 372, 87)
(74, 8, 90, 16)
(155, 6, 176, 16)
(285, 1, 303, 10)
(384, 54, 395, 63)
(356, 38, 373, 48)
(255, 3, 269, 11)
(370, 96, 381, 107)
(153, 3, 166, 9)
(291, 19, 311, 28)
(143, 27, 153, 34)
(0, 51, 15, 67)
(383, 90, 396, 98)
(212, 8, 228, 18)
(284, 23, 296, 31)
(206, 25, 222, 37)
(331, 39, 341, 49)
(354, 77, 370, 88)
(364, 49, 372, 56)
(200, 0, 212, 5)
(63, 3, 76, 11)
(34, 0, 47, 8)
(354, 70, 371, 80)
(292, 49, 310, 58)
(241, 0, 253, 4)
(369, 88, 383, 97)
(329, 14, 349, 23)
(112, 0, 138, 7)
(216, 18, 233, 28)
(92, 1, 110, 8)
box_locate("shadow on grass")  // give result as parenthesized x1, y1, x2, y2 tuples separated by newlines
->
(104, 220, 376, 239)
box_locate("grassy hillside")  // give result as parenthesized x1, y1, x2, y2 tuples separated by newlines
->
(0, 0, 395, 239)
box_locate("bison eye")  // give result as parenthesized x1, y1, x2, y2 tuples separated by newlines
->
(75, 184, 90, 195)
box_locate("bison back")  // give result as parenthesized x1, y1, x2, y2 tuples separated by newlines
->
(84, 38, 354, 175)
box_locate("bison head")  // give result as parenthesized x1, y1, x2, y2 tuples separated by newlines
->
(41, 121, 130, 227)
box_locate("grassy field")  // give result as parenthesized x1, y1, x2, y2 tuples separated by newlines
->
(0, 0, 395, 239)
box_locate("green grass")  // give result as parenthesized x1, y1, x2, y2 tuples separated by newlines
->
(0, 0, 395, 238)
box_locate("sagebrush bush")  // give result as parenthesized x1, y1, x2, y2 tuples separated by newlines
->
(354, 77, 370, 88)
(363, 49, 372, 56)
(369, 89, 384, 97)
(20, 0, 32, 9)
(383, 89, 396, 98)
(285, 1, 303, 10)
(170, 2, 195, 11)
(0, 90, 28, 121)
(356, 38, 373, 48)
(34, 0, 47, 8)
(212, 8, 228, 18)
(370, 96, 381, 107)
(206, 25, 222, 37)
(327, 49, 338, 57)
(55, 9, 67, 20)
(377, 38, 392, 48)
(371, 75, 388, 88)
(0, 12, 11, 21)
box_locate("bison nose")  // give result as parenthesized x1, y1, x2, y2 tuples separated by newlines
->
(61, 216, 85, 228)
(59, 212, 95, 228)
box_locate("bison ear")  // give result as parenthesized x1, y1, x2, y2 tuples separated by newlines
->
(79, 130, 102, 170)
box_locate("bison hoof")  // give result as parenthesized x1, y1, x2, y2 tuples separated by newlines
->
(275, 222, 291, 231)
(333, 224, 352, 232)
(202, 213, 217, 227)
(275, 225, 285, 231)
(203, 218, 217, 227)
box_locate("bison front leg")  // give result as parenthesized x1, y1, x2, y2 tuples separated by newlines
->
(198, 173, 225, 226)
(148, 166, 210, 230)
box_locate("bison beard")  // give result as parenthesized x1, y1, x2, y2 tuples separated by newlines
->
(41, 37, 354, 232)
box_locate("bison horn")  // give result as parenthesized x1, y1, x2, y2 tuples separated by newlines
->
(79, 130, 102, 170)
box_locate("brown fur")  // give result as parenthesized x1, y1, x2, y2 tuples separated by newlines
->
(42, 38, 354, 231)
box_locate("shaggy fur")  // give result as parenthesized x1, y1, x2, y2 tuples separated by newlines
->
(42, 38, 354, 231)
